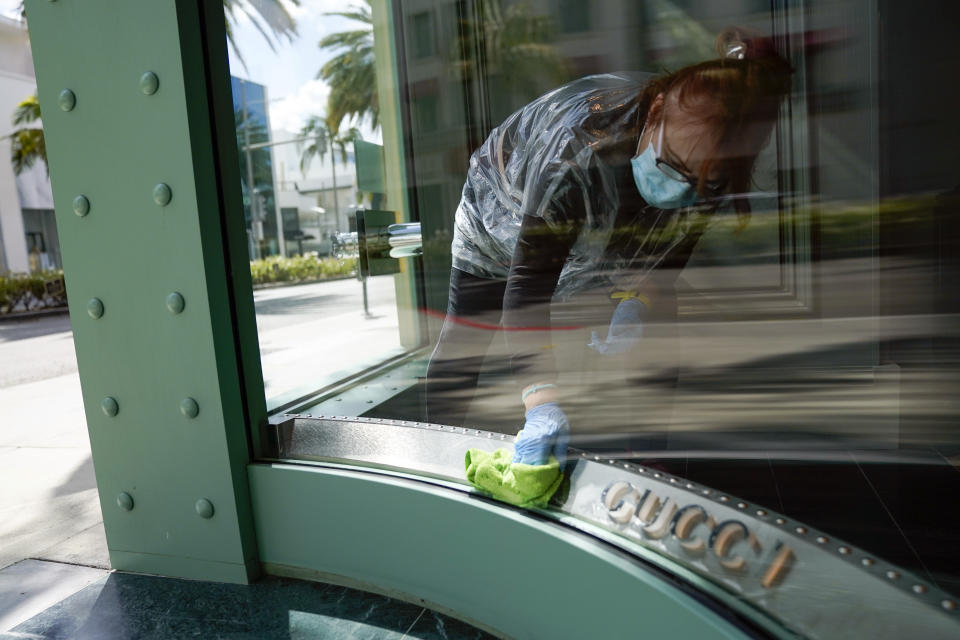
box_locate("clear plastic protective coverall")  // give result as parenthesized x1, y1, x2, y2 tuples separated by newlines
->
(428, 72, 715, 429)
(451, 71, 711, 301)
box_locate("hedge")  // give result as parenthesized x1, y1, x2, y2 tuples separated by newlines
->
(0, 270, 67, 314)
(249, 254, 357, 286)
(0, 255, 357, 316)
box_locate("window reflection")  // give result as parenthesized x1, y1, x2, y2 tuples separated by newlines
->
(229, 0, 960, 625)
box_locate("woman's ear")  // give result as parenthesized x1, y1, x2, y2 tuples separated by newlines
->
(646, 92, 666, 126)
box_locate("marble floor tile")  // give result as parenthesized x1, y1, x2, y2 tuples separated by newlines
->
(10, 569, 494, 640)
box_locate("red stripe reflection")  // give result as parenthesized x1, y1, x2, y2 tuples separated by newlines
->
(421, 307, 585, 332)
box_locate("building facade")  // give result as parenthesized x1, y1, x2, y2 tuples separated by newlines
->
(0, 14, 57, 274)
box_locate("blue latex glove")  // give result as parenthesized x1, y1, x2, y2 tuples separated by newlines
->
(588, 298, 647, 355)
(513, 402, 570, 468)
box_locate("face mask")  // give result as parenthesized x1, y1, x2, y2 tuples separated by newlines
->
(630, 121, 698, 209)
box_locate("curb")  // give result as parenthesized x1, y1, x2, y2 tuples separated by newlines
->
(0, 306, 70, 323)
(251, 274, 357, 290)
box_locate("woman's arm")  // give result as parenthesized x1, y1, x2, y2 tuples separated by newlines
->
(502, 211, 582, 405)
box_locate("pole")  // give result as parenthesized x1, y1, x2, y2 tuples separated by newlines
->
(241, 80, 260, 260)
(331, 150, 340, 230)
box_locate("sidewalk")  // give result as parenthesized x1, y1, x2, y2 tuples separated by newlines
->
(0, 276, 449, 637)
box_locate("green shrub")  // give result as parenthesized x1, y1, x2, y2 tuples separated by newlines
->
(0, 270, 66, 314)
(249, 254, 356, 286)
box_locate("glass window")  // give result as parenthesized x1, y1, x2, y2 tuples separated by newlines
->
(224, 1, 960, 635)
(411, 10, 436, 59)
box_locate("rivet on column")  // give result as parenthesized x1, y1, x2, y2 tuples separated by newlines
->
(153, 183, 172, 206)
(58, 88, 76, 111)
(72, 195, 90, 217)
(180, 397, 199, 419)
(101, 396, 119, 417)
(166, 292, 185, 314)
(117, 492, 134, 511)
(195, 498, 215, 519)
(139, 71, 159, 95)
(87, 298, 104, 319)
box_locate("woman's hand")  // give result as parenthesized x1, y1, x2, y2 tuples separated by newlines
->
(513, 402, 570, 468)
(588, 297, 648, 355)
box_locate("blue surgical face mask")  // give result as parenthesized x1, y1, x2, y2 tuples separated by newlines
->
(631, 121, 698, 209)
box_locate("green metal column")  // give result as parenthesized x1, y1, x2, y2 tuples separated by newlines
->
(26, 0, 263, 583)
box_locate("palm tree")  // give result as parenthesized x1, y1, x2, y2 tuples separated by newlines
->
(298, 116, 364, 219)
(317, 1, 378, 133)
(9, 0, 299, 175)
(452, 1, 568, 104)
(223, 0, 301, 70)
(9, 95, 44, 176)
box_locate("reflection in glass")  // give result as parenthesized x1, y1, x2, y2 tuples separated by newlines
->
(228, 0, 960, 632)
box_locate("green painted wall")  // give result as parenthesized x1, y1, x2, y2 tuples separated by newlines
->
(250, 463, 751, 640)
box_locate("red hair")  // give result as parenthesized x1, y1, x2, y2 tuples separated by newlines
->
(637, 27, 794, 214)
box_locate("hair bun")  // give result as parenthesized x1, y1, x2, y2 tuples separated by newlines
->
(717, 26, 780, 63)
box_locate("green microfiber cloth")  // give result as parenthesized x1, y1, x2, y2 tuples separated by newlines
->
(464, 448, 563, 508)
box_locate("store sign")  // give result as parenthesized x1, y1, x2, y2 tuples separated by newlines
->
(597, 479, 794, 588)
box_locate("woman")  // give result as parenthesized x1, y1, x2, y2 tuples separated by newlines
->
(426, 28, 793, 467)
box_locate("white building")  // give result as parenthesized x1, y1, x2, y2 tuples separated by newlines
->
(0, 14, 56, 274)
(271, 127, 357, 256)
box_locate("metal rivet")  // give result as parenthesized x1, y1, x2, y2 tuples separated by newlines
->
(180, 397, 199, 419)
(887, 571, 900, 580)
(913, 584, 928, 594)
(737, 502, 747, 509)
(623, 464, 630, 469)
(862, 557, 875, 566)
(756, 509, 767, 517)
(195, 498, 215, 519)
(719, 496, 730, 502)
(139, 71, 159, 95)
(87, 298, 104, 319)
(117, 492, 134, 511)
(72, 195, 90, 217)
(702, 489, 711, 495)
(775, 518, 786, 525)
(685, 483, 694, 489)
(669, 478, 678, 484)
(153, 183, 172, 206)
(816, 536, 829, 544)
(795, 526, 807, 534)
(838, 546, 851, 555)
(58, 88, 76, 111)
(653, 472, 662, 479)
(943, 600, 957, 611)
(101, 396, 119, 417)
(166, 292, 185, 314)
